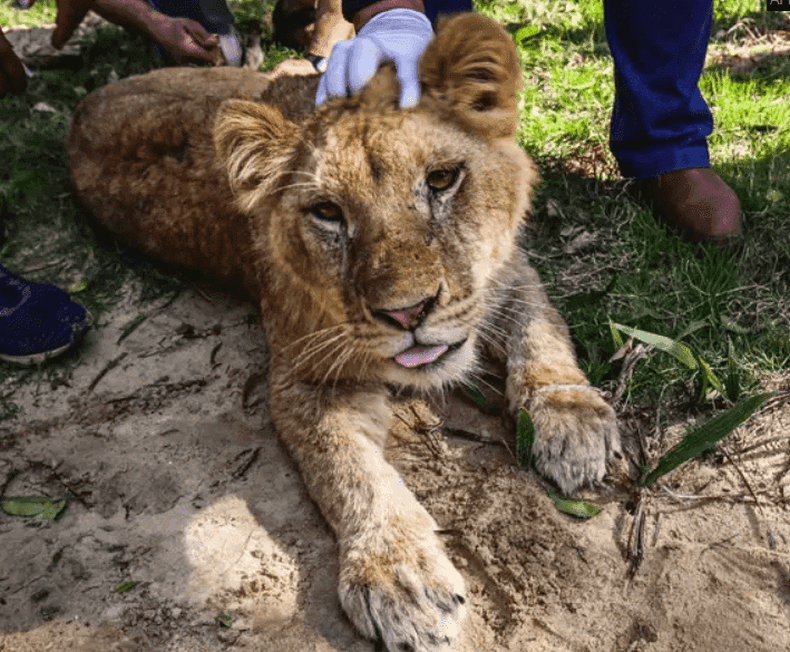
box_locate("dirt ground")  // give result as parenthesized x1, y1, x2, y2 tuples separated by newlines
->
(1, 275, 789, 652)
(2, 18, 790, 652)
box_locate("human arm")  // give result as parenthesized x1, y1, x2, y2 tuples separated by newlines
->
(90, 0, 221, 64)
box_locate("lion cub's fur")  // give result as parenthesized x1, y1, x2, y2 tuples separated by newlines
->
(67, 14, 619, 652)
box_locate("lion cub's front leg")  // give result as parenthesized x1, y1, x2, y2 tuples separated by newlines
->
(269, 372, 466, 651)
(497, 258, 620, 495)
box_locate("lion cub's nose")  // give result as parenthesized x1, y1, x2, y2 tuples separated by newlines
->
(373, 297, 435, 331)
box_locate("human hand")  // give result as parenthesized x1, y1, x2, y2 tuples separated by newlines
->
(150, 15, 221, 65)
(315, 9, 433, 108)
(53, 0, 96, 49)
(0, 29, 27, 97)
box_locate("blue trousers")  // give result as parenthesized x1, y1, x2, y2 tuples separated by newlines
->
(604, 0, 714, 179)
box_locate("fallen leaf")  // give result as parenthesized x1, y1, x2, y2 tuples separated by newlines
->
(1, 496, 67, 522)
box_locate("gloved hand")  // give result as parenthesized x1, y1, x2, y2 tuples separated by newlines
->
(315, 8, 433, 108)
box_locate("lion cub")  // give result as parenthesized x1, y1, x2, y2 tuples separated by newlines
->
(67, 13, 619, 652)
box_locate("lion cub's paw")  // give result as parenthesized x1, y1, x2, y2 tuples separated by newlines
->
(339, 513, 466, 652)
(527, 384, 620, 495)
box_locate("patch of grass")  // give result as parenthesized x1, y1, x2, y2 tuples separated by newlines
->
(231, 0, 305, 71)
(0, 0, 56, 28)
(477, 0, 614, 166)
(483, 0, 790, 408)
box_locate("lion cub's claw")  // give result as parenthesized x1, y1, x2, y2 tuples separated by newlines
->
(528, 384, 620, 495)
(339, 528, 466, 652)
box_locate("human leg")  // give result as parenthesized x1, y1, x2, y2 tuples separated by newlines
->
(603, 0, 741, 243)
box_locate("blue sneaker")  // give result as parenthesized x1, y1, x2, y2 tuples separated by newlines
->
(0, 265, 93, 365)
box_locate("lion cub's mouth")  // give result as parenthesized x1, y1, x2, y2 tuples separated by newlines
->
(393, 340, 466, 369)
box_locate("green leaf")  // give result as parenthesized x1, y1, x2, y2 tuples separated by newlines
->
(547, 491, 602, 519)
(69, 279, 88, 294)
(675, 319, 709, 341)
(514, 24, 540, 44)
(113, 581, 140, 594)
(218, 611, 234, 629)
(515, 408, 535, 468)
(1, 496, 67, 522)
(610, 323, 698, 369)
(641, 392, 775, 486)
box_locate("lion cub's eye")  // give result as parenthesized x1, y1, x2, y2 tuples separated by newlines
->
(426, 167, 459, 192)
(310, 201, 344, 223)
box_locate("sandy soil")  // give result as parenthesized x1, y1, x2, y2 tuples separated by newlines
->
(1, 273, 789, 652)
(2, 18, 790, 652)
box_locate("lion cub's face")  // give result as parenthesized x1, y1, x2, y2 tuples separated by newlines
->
(290, 107, 531, 387)
(215, 15, 537, 389)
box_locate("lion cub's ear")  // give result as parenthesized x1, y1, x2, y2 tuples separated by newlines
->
(214, 99, 297, 214)
(419, 13, 522, 141)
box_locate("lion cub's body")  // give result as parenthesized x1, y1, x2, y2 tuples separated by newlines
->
(67, 14, 619, 652)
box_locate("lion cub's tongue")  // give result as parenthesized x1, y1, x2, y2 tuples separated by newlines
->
(394, 344, 449, 368)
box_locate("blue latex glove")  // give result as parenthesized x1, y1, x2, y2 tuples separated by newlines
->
(315, 9, 433, 108)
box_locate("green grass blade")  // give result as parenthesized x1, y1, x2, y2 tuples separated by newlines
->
(610, 323, 698, 369)
(608, 320, 624, 350)
(697, 355, 727, 400)
(117, 312, 149, 344)
(113, 581, 140, 594)
(725, 339, 741, 403)
(516, 408, 535, 468)
(514, 24, 541, 44)
(641, 391, 776, 486)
